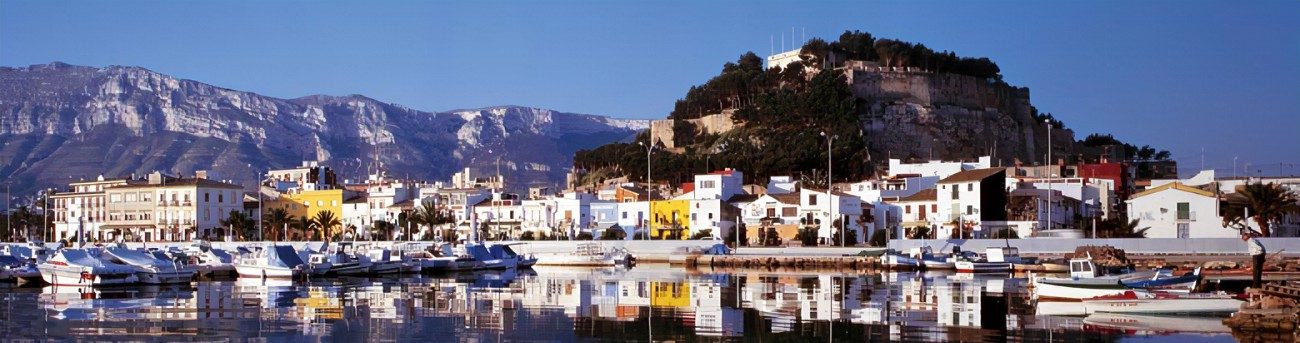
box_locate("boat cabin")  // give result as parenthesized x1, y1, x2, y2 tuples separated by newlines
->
(1069, 257, 1101, 279)
(985, 247, 1021, 263)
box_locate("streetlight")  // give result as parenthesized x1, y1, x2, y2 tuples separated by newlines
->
(639, 141, 655, 240)
(1045, 119, 1053, 232)
(821, 131, 840, 246)
(250, 164, 263, 242)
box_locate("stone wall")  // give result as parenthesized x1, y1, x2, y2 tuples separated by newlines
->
(648, 111, 738, 150)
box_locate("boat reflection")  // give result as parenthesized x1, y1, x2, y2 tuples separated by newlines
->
(0, 267, 1236, 341)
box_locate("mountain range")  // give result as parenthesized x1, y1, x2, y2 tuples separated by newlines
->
(0, 62, 648, 196)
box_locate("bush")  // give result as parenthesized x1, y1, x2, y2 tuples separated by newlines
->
(600, 228, 626, 240)
(831, 229, 858, 246)
(764, 227, 781, 246)
(520, 231, 536, 241)
(689, 229, 713, 240)
(796, 227, 819, 246)
(869, 229, 888, 247)
(576, 232, 594, 240)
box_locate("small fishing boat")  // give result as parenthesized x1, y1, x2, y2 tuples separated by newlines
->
(38, 248, 139, 286)
(1032, 257, 1199, 301)
(882, 249, 922, 270)
(235, 245, 309, 279)
(1081, 290, 1242, 314)
(465, 243, 511, 270)
(954, 247, 1024, 273)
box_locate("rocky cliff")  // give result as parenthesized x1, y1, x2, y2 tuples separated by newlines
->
(0, 62, 647, 195)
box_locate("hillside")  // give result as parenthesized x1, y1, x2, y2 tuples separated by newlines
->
(573, 30, 1168, 187)
(0, 62, 648, 196)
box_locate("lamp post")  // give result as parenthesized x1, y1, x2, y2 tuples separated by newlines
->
(1045, 120, 1053, 232)
(639, 141, 655, 240)
(821, 131, 840, 246)
(250, 164, 263, 242)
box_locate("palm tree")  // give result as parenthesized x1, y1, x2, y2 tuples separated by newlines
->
(372, 220, 395, 241)
(311, 210, 342, 242)
(220, 211, 255, 241)
(412, 201, 449, 241)
(1097, 218, 1149, 238)
(10, 206, 32, 241)
(263, 208, 294, 242)
(294, 217, 314, 241)
(1223, 182, 1299, 237)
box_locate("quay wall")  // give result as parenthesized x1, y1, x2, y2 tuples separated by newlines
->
(887, 238, 1300, 255)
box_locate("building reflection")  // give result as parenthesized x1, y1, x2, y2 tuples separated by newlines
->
(12, 267, 1230, 341)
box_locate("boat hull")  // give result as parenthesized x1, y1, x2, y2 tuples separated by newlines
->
(1033, 280, 1129, 301)
(135, 270, 196, 284)
(955, 261, 1013, 273)
(1083, 297, 1241, 314)
(38, 264, 138, 286)
(235, 264, 300, 279)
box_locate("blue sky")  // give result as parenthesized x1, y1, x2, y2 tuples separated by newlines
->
(2, 0, 1297, 175)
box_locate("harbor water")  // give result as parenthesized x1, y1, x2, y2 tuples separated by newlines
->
(0, 265, 1243, 342)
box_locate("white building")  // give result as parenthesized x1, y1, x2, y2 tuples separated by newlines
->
(799, 188, 864, 243)
(51, 176, 130, 243)
(1127, 182, 1235, 238)
(888, 156, 991, 179)
(935, 168, 1008, 239)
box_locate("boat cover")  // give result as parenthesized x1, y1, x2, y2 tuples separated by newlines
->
(56, 249, 134, 273)
(0, 255, 24, 267)
(488, 245, 520, 259)
(466, 244, 496, 261)
(209, 249, 234, 263)
(266, 245, 305, 268)
(105, 247, 174, 268)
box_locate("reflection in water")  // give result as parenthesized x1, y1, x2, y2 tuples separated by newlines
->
(0, 267, 1236, 342)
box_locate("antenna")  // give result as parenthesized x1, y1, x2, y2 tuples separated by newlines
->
(770, 35, 774, 56)
(802, 27, 806, 45)
(781, 32, 785, 52)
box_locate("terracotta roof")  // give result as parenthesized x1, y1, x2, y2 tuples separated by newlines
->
(896, 188, 938, 202)
(1129, 182, 1215, 200)
(388, 199, 414, 209)
(937, 168, 1005, 184)
(769, 193, 801, 205)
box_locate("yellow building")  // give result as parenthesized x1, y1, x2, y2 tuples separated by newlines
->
(649, 281, 691, 308)
(650, 199, 690, 239)
(266, 189, 344, 222)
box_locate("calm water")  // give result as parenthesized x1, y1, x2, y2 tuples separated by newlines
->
(0, 266, 1249, 342)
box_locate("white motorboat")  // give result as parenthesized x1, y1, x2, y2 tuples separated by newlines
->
(235, 245, 309, 279)
(361, 245, 406, 274)
(103, 246, 195, 284)
(489, 243, 537, 269)
(424, 244, 487, 272)
(38, 248, 139, 286)
(1083, 312, 1233, 333)
(1032, 257, 1199, 301)
(184, 241, 237, 277)
(533, 242, 632, 267)
(1081, 290, 1242, 314)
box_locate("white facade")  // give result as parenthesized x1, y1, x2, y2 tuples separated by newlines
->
(692, 169, 744, 201)
(1127, 183, 1235, 238)
(888, 156, 991, 179)
(845, 175, 939, 204)
(799, 189, 864, 241)
(615, 201, 649, 233)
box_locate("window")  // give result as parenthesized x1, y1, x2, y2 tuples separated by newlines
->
(205, 193, 210, 202)
(968, 184, 973, 191)
(952, 186, 959, 199)
(701, 180, 716, 189)
(966, 205, 973, 215)
(109, 194, 121, 203)
(1176, 202, 1191, 220)
(782, 207, 797, 217)
(1177, 223, 1190, 238)
(808, 194, 817, 206)
(218, 193, 223, 203)
(691, 213, 697, 221)
(905, 205, 911, 214)
(931, 204, 937, 213)
(767, 208, 776, 218)
(622, 212, 628, 219)
(317, 200, 324, 206)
